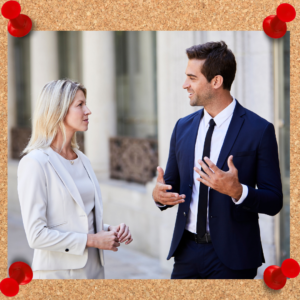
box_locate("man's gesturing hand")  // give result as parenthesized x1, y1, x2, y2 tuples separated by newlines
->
(152, 166, 185, 206)
(194, 156, 243, 201)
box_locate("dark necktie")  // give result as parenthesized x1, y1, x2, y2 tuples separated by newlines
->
(196, 118, 216, 238)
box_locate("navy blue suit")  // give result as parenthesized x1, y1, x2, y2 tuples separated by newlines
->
(160, 100, 283, 271)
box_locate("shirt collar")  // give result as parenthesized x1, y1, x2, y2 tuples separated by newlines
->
(203, 98, 236, 128)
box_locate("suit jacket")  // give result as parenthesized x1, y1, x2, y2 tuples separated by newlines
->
(17, 146, 109, 272)
(160, 100, 283, 270)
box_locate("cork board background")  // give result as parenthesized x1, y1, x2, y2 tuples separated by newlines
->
(0, 0, 299, 299)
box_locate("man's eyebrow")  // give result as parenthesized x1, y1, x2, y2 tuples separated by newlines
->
(186, 73, 197, 78)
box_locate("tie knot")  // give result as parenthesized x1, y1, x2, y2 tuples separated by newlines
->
(209, 119, 216, 127)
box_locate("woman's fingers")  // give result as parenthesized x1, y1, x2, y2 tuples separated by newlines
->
(125, 237, 133, 245)
(113, 242, 120, 248)
(119, 226, 129, 242)
(117, 223, 126, 239)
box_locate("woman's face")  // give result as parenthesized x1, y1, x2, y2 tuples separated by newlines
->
(64, 89, 91, 133)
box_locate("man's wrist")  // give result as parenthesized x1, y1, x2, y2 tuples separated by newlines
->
(232, 184, 243, 202)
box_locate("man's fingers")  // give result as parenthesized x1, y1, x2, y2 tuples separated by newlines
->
(197, 160, 214, 176)
(157, 166, 165, 184)
(164, 199, 186, 206)
(158, 183, 172, 191)
(199, 169, 210, 180)
(197, 176, 212, 188)
(160, 191, 185, 199)
(203, 157, 220, 173)
(194, 166, 211, 180)
(227, 155, 236, 171)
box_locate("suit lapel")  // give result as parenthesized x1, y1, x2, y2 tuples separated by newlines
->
(42, 147, 86, 214)
(216, 100, 246, 170)
(74, 148, 103, 220)
(188, 109, 204, 183)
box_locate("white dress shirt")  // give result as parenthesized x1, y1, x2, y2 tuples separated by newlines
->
(186, 98, 248, 234)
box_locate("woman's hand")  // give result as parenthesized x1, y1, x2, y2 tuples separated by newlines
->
(108, 223, 133, 245)
(87, 230, 120, 251)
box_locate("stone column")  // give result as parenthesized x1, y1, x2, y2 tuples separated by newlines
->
(82, 32, 116, 179)
(8, 35, 17, 159)
(30, 31, 59, 120)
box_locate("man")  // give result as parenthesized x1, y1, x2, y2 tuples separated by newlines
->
(152, 41, 283, 279)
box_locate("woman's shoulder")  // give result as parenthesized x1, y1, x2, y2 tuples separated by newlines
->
(19, 148, 48, 167)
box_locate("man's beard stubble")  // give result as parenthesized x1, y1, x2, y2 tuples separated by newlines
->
(190, 89, 214, 107)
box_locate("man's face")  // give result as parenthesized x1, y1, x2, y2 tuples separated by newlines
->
(182, 59, 214, 107)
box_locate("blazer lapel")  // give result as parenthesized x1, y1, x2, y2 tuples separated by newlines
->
(216, 100, 246, 170)
(73, 148, 104, 220)
(188, 109, 204, 183)
(42, 147, 86, 214)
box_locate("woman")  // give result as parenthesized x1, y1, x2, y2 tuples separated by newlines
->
(17, 79, 133, 279)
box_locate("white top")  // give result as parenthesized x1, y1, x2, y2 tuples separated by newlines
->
(53, 149, 96, 234)
(49, 148, 103, 279)
(186, 98, 248, 234)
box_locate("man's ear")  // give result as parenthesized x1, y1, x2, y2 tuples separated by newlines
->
(211, 75, 224, 89)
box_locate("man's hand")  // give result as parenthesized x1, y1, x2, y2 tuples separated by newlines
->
(152, 166, 185, 206)
(194, 155, 243, 201)
(108, 223, 133, 245)
(87, 230, 120, 251)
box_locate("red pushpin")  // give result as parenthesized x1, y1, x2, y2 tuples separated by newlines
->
(263, 3, 296, 39)
(264, 258, 300, 290)
(0, 278, 19, 297)
(1, 0, 32, 38)
(9, 262, 33, 285)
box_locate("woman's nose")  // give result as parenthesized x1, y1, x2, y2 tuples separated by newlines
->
(85, 106, 92, 115)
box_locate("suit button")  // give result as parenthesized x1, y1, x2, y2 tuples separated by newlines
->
(65, 248, 69, 252)
(188, 184, 192, 189)
(183, 212, 186, 217)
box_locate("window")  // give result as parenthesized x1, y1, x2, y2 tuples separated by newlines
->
(115, 31, 157, 138)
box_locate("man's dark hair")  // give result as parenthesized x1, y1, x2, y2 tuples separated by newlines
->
(186, 41, 236, 91)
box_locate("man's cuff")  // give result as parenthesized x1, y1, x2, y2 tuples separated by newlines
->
(155, 201, 166, 208)
(232, 184, 248, 205)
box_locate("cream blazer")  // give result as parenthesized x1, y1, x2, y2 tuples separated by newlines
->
(17, 146, 109, 272)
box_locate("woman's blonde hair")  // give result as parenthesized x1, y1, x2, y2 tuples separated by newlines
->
(22, 79, 87, 155)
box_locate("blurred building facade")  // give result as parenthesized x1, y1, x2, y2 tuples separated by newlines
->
(8, 31, 290, 278)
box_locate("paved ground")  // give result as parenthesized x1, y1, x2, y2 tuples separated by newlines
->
(7, 212, 170, 279)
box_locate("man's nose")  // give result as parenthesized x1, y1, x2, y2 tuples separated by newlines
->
(182, 80, 190, 89)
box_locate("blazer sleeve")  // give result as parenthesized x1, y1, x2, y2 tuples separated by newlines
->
(239, 123, 283, 216)
(17, 155, 87, 255)
(158, 119, 181, 212)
